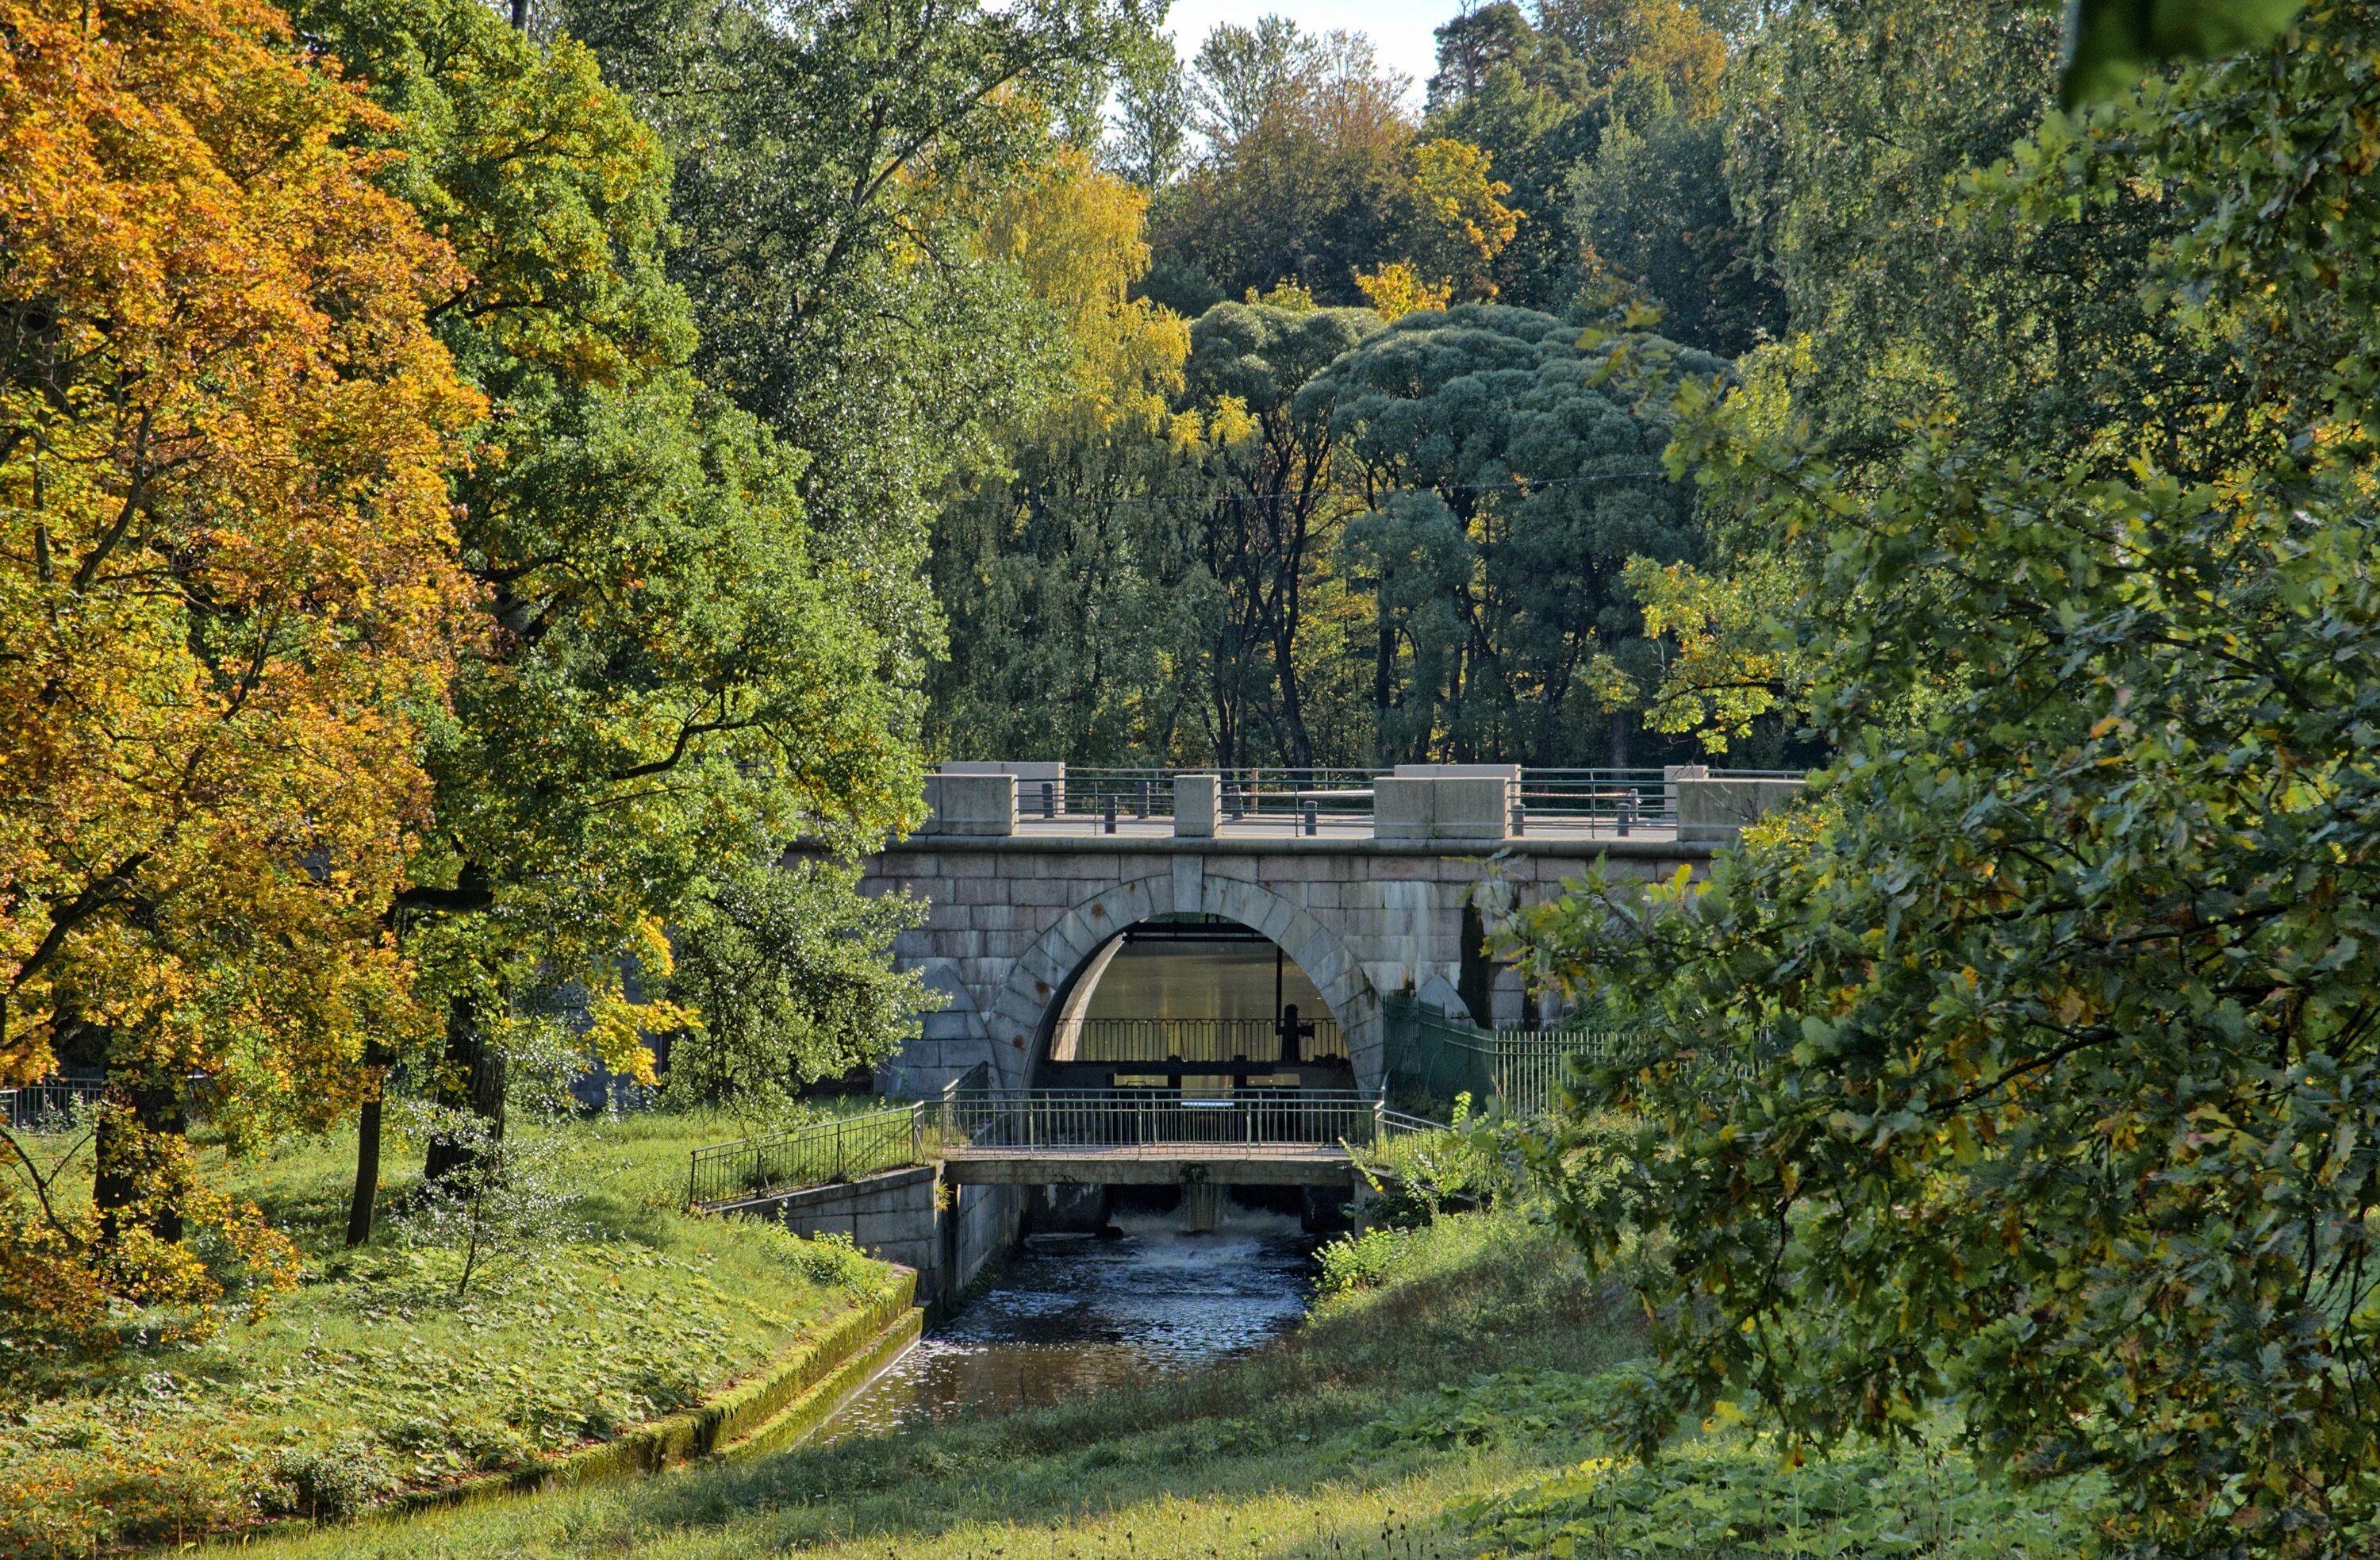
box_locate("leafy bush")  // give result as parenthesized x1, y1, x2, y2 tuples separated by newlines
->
(789, 1229, 870, 1290)
(271, 1439, 393, 1521)
(1315, 1227, 1407, 1296)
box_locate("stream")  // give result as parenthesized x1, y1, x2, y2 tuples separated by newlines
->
(812, 1204, 1317, 1444)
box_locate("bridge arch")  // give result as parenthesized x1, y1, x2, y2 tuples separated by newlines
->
(983, 869, 1384, 1091)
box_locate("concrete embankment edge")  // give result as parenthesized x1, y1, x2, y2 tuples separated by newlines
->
(409, 1268, 921, 1515)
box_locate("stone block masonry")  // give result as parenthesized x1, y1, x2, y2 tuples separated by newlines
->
(854, 832, 1715, 1096)
(732, 1166, 1022, 1317)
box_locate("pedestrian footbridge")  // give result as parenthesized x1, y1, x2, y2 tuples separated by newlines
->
(685, 1082, 1442, 1307)
(687, 1081, 1438, 1211)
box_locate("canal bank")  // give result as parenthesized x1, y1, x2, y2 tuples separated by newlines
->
(232, 1209, 2108, 1559)
(230, 1213, 1641, 1558)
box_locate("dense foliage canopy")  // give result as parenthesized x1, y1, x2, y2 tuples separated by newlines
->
(1514, 2, 2380, 1553)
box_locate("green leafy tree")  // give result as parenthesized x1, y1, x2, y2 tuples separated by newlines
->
(1309, 303, 1725, 764)
(296, 0, 925, 1234)
(555, 0, 1142, 645)
(1515, 6, 2380, 1552)
(1423, 25, 1602, 311)
(1154, 21, 1415, 305)
(929, 143, 1216, 762)
(661, 861, 935, 1114)
(1720, 0, 2063, 445)
(1569, 72, 1781, 357)
(1182, 299, 1382, 766)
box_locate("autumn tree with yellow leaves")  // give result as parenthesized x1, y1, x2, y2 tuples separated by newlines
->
(0, 0, 478, 1327)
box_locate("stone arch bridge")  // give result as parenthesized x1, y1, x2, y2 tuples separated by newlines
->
(858, 766, 1799, 1096)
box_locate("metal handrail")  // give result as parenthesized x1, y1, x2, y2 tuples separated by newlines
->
(1000, 767, 1806, 835)
(685, 1105, 921, 1209)
(687, 1084, 1444, 1208)
(926, 1089, 1413, 1153)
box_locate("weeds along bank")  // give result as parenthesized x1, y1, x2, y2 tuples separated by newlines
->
(236, 1209, 2105, 1560)
(0, 1112, 889, 1559)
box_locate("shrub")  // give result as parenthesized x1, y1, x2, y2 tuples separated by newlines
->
(789, 1229, 869, 1290)
(1315, 1227, 1407, 1296)
(272, 1439, 393, 1521)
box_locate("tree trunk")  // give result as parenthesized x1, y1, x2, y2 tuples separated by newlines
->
(1273, 620, 1312, 770)
(345, 1097, 382, 1247)
(94, 1062, 186, 1247)
(424, 992, 504, 1183)
(1608, 709, 1632, 768)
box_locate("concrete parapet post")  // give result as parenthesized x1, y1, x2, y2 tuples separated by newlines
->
(1174, 773, 1221, 837)
(1372, 776, 1513, 842)
(1372, 777, 1434, 840)
(1676, 776, 1803, 843)
(940, 761, 1064, 816)
(1430, 777, 1513, 840)
(921, 772, 1016, 836)
(1663, 763, 1708, 821)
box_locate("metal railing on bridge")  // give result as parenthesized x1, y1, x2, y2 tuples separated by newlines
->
(1060, 1016, 1349, 1066)
(686, 1067, 1438, 1209)
(1008, 766, 1806, 835)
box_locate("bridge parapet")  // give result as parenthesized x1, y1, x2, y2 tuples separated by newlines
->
(919, 762, 1804, 843)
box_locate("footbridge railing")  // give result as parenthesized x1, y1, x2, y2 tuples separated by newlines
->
(687, 1074, 1439, 1209)
(931, 1089, 1438, 1154)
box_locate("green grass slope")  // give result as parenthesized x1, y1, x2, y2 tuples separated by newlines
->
(234, 1212, 2103, 1560)
(0, 1112, 884, 1558)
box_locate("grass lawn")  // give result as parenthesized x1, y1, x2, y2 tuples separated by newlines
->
(234, 1212, 2104, 1560)
(0, 1109, 887, 1559)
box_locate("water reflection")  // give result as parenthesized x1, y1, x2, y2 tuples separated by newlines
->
(814, 1207, 1314, 1444)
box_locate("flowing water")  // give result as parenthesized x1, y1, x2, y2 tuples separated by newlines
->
(813, 1205, 1316, 1444)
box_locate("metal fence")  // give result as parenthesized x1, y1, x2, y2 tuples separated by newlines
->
(1381, 996, 1642, 1119)
(685, 1104, 923, 1208)
(1066, 1016, 1349, 1065)
(1, 1076, 108, 1132)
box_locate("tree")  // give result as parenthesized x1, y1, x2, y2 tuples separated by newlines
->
(661, 860, 936, 1113)
(1720, 0, 2063, 446)
(1108, 31, 1193, 190)
(556, 0, 1143, 648)
(1569, 71, 1782, 356)
(1395, 138, 1525, 302)
(1514, 5, 2380, 1552)
(1153, 21, 1415, 305)
(927, 143, 1214, 763)
(1539, 0, 1726, 110)
(1424, 0, 1737, 313)
(1182, 299, 1381, 767)
(0, 0, 477, 1304)
(1308, 304, 1725, 764)
(294, 0, 926, 1232)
